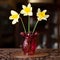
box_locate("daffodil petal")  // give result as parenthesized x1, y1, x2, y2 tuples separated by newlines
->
(12, 20, 18, 24)
(37, 13, 39, 16)
(12, 20, 16, 24)
(22, 5, 26, 9)
(23, 11, 33, 16)
(30, 7, 32, 11)
(9, 16, 13, 20)
(20, 10, 25, 14)
(45, 15, 49, 18)
(38, 8, 41, 12)
(37, 17, 41, 21)
(11, 10, 18, 15)
(28, 3, 31, 7)
(36, 8, 41, 16)
(37, 18, 40, 21)
(24, 13, 28, 16)
(43, 18, 47, 21)
(31, 7, 32, 11)
(28, 12, 33, 16)
(43, 10, 47, 13)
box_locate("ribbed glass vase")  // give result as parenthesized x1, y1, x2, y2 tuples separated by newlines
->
(20, 32, 38, 55)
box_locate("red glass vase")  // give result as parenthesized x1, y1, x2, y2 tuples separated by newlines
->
(20, 32, 38, 55)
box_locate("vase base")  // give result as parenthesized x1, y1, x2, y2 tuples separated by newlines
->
(23, 51, 35, 55)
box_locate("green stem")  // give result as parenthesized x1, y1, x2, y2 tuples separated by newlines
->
(32, 21, 39, 33)
(28, 16, 30, 33)
(20, 17, 26, 33)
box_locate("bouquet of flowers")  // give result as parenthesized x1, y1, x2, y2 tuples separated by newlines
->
(9, 3, 49, 55)
(9, 3, 49, 33)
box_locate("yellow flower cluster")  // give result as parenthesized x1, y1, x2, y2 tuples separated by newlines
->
(9, 3, 49, 24)
(9, 3, 49, 33)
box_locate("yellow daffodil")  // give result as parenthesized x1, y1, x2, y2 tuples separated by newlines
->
(20, 3, 33, 16)
(9, 10, 19, 24)
(37, 8, 49, 21)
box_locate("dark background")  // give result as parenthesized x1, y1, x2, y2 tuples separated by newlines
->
(0, 0, 60, 48)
